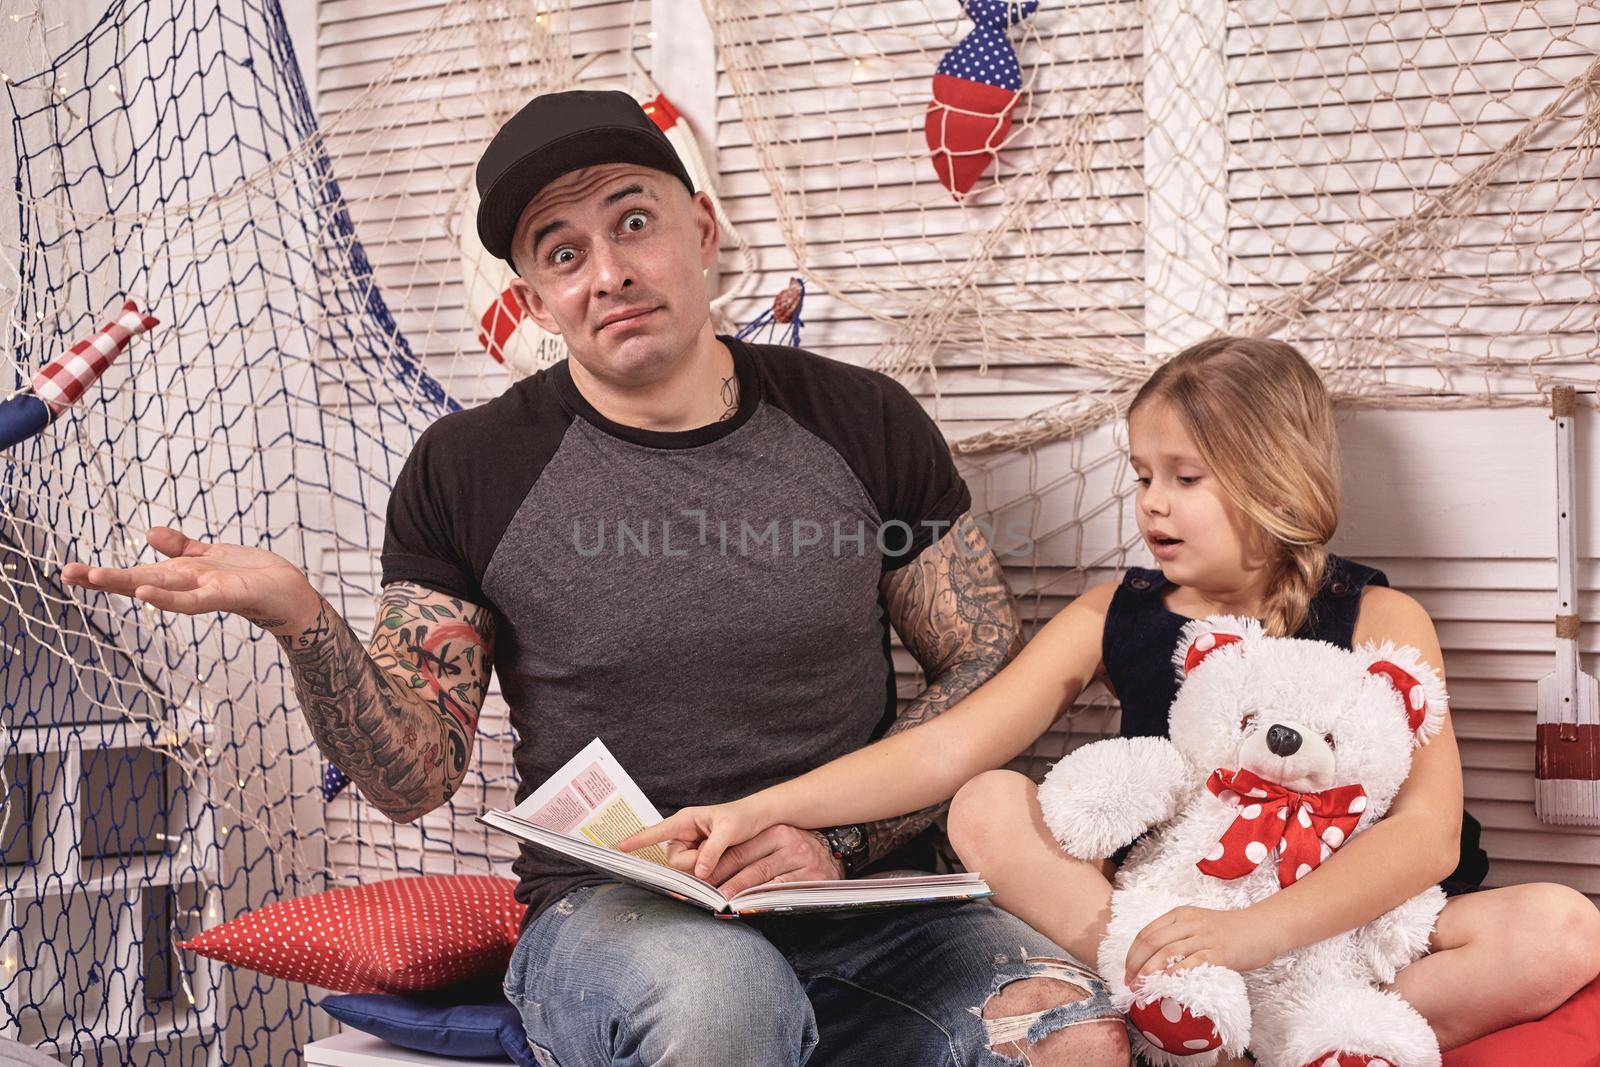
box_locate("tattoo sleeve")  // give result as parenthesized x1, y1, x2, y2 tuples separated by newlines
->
(858, 511, 1024, 864)
(274, 581, 496, 823)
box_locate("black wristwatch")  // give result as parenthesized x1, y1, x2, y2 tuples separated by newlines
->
(820, 824, 869, 877)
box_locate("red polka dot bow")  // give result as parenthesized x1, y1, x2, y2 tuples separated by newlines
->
(1196, 768, 1367, 888)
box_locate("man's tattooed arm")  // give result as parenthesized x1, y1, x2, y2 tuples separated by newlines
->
(858, 511, 1024, 864)
(273, 581, 496, 823)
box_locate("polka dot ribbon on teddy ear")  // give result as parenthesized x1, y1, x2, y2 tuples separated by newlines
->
(1182, 628, 1243, 675)
(1367, 659, 1429, 733)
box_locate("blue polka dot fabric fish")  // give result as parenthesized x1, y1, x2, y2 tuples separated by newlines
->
(924, 0, 1040, 199)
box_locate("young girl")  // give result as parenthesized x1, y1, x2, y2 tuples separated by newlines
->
(624, 337, 1600, 1058)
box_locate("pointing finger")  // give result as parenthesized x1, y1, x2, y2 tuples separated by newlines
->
(618, 810, 696, 854)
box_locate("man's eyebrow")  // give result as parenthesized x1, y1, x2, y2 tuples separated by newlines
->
(603, 183, 653, 206)
(529, 218, 568, 258)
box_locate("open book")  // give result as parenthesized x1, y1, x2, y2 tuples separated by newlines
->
(478, 738, 992, 917)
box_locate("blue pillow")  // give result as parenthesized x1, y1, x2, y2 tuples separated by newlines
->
(318, 992, 538, 1067)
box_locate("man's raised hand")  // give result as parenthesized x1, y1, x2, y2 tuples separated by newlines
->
(60, 525, 319, 635)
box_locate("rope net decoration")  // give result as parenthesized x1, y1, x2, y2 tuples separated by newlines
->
(702, 0, 1600, 757)
(0, 0, 565, 1060)
(0, 0, 1594, 1061)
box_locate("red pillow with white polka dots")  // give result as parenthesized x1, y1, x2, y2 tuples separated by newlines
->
(177, 874, 525, 993)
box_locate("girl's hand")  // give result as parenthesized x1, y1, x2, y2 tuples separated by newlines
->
(670, 825, 844, 895)
(1124, 905, 1285, 990)
(617, 796, 777, 880)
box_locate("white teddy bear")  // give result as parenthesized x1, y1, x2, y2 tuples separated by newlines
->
(1039, 614, 1449, 1067)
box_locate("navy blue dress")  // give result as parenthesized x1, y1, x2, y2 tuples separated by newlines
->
(1100, 554, 1489, 892)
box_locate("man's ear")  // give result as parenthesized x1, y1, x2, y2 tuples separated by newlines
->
(692, 190, 718, 271)
(509, 276, 560, 336)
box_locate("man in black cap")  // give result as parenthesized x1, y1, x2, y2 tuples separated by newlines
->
(450, 89, 1127, 1065)
(61, 88, 1120, 1066)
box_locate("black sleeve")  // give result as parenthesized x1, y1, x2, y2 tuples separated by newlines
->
(380, 422, 487, 606)
(751, 340, 972, 572)
(876, 379, 971, 570)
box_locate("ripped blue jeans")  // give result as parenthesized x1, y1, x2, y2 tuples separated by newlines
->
(503, 881, 1118, 1066)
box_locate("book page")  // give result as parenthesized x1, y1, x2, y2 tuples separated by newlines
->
(479, 811, 727, 912)
(507, 738, 673, 866)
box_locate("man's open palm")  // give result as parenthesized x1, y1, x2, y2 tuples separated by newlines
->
(60, 526, 313, 629)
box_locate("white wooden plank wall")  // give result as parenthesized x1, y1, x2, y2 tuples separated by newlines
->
(713, 0, 1148, 432)
(311, 0, 1600, 897)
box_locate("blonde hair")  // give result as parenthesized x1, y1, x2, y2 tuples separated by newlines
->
(1130, 337, 1341, 637)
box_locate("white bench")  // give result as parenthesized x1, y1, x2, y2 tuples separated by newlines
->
(304, 1030, 515, 1066)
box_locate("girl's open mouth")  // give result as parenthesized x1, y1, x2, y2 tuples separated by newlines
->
(1151, 536, 1184, 558)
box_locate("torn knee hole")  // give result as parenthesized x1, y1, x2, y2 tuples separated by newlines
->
(983, 976, 1091, 1021)
(979, 959, 1113, 1059)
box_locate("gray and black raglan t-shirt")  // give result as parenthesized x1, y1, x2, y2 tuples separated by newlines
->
(380, 336, 971, 922)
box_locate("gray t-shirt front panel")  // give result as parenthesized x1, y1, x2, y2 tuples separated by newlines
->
(482, 405, 895, 918)
(379, 338, 971, 921)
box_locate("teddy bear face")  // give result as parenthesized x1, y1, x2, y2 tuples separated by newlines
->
(1166, 617, 1445, 818)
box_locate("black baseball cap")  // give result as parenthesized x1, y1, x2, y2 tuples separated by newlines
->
(475, 89, 696, 264)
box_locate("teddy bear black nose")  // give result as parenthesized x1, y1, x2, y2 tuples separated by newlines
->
(1266, 724, 1303, 757)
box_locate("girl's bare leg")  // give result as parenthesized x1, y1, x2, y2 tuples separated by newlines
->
(1389, 881, 1600, 1048)
(948, 769, 1116, 967)
(950, 771, 1249, 1067)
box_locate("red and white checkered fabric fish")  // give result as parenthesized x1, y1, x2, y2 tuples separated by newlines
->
(30, 298, 158, 415)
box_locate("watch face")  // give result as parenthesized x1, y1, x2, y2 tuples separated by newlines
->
(834, 826, 865, 853)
